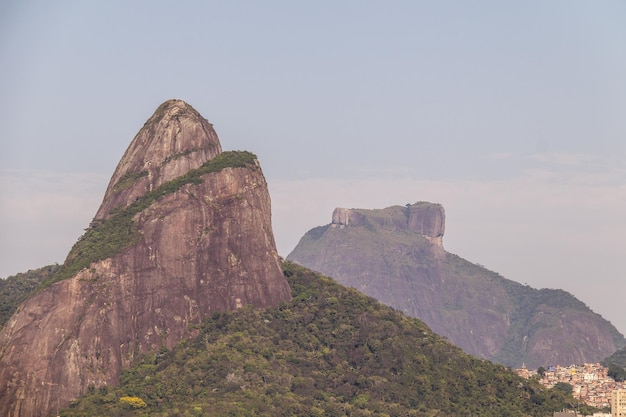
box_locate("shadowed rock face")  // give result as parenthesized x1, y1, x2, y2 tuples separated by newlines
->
(0, 100, 291, 417)
(288, 202, 624, 369)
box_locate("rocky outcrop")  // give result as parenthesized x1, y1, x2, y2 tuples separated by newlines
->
(407, 202, 445, 246)
(94, 100, 223, 221)
(332, 208, 367, 227)
(332, 202, 445, 247)
(0, 100, 291, 417)
(288, 203, 624, 369)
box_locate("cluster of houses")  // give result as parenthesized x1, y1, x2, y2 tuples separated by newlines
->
(515, 363, 623, 411)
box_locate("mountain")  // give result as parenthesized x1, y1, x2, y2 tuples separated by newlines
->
(287, 202, 624, 369)
(0, 265, 60, 330)
(60, 261, 590, 417)
(0, 100, 291, 417)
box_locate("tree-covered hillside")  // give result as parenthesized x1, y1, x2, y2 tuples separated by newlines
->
(60, 262, 588, 417)
(602, 348, 626, 382)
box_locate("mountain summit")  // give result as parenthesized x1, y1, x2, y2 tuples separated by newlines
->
(94, 99, 222, 220)
(0, 100, 291, 417)
(288, 202, 624, 369)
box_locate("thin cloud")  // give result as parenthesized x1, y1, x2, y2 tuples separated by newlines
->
(521, 151, 626, 186)
(529, 151, 599, 167)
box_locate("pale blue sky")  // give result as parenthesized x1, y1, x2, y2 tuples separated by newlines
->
(1, 1, 626, 334)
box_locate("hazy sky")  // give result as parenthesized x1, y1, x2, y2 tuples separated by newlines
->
(1, 1, 626, 335)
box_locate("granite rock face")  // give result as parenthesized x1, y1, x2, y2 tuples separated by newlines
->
(332, 203, 444, 245)
(288, 202, 624, 369)
(0, 100, 291, 417)
(95, 99, 223, 221)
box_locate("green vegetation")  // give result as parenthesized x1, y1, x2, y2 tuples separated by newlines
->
(0, 265, 60, 329)
(552, 382, 573, 396)
(111, 170, 148, 193)
(41, 151, 257, 288)
(60, 262, 584, 417)
(607, 364, 626, 382)
(603, 337, 626, 367)
(494, 277, 625, 367)
(444, 253, 626, 367)
(602, 347, 626, 381)
(162, 146, 218, 166)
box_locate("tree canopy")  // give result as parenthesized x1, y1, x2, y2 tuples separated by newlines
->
(59, 262, 585, 417)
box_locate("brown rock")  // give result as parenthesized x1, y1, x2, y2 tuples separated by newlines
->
(95, 99, 223, 220)
(332, 203, 445, 243)
(407, 202, 445, 246)
(0, 100, 291, 417)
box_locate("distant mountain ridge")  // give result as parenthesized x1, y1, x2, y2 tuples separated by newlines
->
(288, 202, 624, 369)
(0, 100, 291, 417)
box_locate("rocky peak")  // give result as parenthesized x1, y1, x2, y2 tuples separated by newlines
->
(95, 99, 222, 220)
(0, 100, 291, 417)
(332, 202, 445, 247)
(289, 201, 624, 369)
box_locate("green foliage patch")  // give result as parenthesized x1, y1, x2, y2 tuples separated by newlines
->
(607, 364, 626, 382)
(111, 170, 148, 193)
(60, 262, 585, 417)
(0, 265, 60, 329)
(602, 348, 626, 379)
(443, 253, 626, 368)
(41, 151, 257, 288)
(494, 277, 625, 367)
(162, 145, 218, 166)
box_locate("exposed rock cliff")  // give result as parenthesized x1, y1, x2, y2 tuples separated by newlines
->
(94, 100, 222, 221)
(288, 202, 624, 369)
(332, 203, 445, 247)
(0, 100, 291, 417)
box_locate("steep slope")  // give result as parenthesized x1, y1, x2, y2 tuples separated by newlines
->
(0, 265, 60, 330)
(60, 262, 590, 417)
(0, 100, 291, 417)
(93, 99, 223, 222)
(288, 203, 624, 369)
